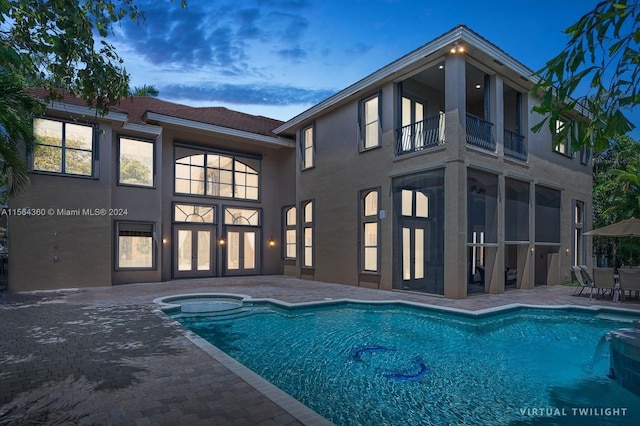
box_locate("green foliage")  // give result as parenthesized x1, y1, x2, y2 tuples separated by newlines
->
(592, 135, 640, 263)
(531, 0, 639, 152)
(0, 66, 44, 197)
(0, 0, 186, 195)
(119, 156, 151, 185)
(130, 84, 159, 97)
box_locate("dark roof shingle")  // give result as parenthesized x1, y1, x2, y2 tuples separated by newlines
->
(27, 88, 284, 137)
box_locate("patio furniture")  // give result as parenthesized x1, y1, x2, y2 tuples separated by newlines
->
(593, 267, 616, 299)
(579, 265, 596, 300)
(618, 269, 640, 300)
(572, 265, 593, 299)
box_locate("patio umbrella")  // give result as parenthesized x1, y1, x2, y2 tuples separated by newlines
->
(584, 217, 640, 237)
(585, 217, 640, 267)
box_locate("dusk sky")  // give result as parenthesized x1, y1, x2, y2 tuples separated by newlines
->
(112, 0, 639, 135)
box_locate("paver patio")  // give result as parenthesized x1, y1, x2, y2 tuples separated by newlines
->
(1, 276, 639, 425)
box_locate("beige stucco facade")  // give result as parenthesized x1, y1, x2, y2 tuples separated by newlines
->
(275, 25, 593, 299)
(9, 101, 296, 291)
(8, 25, 592, 299)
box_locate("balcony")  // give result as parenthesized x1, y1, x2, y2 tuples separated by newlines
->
(466, 113, 495, 151)
(504, 129, 527, 161)
(395, 113, 445, 156)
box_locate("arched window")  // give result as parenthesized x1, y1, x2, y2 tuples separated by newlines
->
(175, 147, 260, 200)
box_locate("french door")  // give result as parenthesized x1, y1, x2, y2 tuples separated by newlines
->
(224, 227, 261, 275)
(401, 218, 429, 290)
(173, 226, 216, 277)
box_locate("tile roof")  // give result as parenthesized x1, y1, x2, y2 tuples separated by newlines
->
(27, 88, 284, 137)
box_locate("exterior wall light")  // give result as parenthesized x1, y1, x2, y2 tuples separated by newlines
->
(218, 237, 225, 245)
(450, 43, 465, 54)
(268, 238, 276, 248)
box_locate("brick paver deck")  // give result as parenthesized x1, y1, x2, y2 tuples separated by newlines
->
(1, 276, 639, 425)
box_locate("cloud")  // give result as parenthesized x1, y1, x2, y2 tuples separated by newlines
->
(345, 43, 373, 57)
(115, 0, 314, 75)
(278, 46, 307, 61)
(160, 83, 335, 106)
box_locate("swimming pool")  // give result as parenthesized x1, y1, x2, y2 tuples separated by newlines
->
(162, 296, 640, 425)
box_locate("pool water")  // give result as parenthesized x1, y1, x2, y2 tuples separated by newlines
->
(172, 303, 640, 425)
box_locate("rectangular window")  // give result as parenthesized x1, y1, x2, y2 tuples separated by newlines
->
(302, 200, 314, 267)
(33, 118, 94, 176)
(361, 94, 380, 150)
(119, 137, 154, 187)
(553, 119, 570, 156)
(301, 125, 315, 170)
(283, 206, 296, 260)
(117, 222, 155, 269)
(360, 189, 380, 272)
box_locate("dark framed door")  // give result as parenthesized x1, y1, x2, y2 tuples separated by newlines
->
(223, 227, 261, 275)
(173, 225, 216, 278)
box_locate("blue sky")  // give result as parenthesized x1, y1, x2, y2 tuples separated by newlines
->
(112, 0, 639, 134)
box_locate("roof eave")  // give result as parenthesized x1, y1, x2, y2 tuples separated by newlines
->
(47, 101, 129, 123)
(144, 112, 295, 149)
(274, 25, 539, 135)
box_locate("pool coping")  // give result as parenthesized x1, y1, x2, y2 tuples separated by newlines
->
(154, 293, 640, 425)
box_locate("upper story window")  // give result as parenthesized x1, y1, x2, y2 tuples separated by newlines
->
(175, 146, 260, 200)
(301, 124, 315, 170)
(119, 137, 154, 187)
(33, 118, 95, 176)
(360, 94, 380, 150)
(553, 119, 571, 156)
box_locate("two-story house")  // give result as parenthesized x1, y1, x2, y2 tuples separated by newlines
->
(8, 25, 592, 299)
(274, 25, 592, 298)
(9, 91, 296, 291)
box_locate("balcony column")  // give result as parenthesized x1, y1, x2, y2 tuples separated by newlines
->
(490, 74, 504, 156)
(444, 52, 466, 157)
(443, 52, 467, 299)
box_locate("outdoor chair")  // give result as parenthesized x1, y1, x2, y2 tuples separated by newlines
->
(618, 268, 640, 300)
(592, 267, 616, 299)
(579, 265, 596, 299)
(571, 265, 592, 297)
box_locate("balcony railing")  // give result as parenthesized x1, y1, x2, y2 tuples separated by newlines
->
(395, 113, 445, 156)
(504, 129, 527, 161)
(466, 113, 495, 151)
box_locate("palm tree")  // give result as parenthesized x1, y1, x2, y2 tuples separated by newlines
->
(130, 85, 159, 97)
(0, 68, 44, 200)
